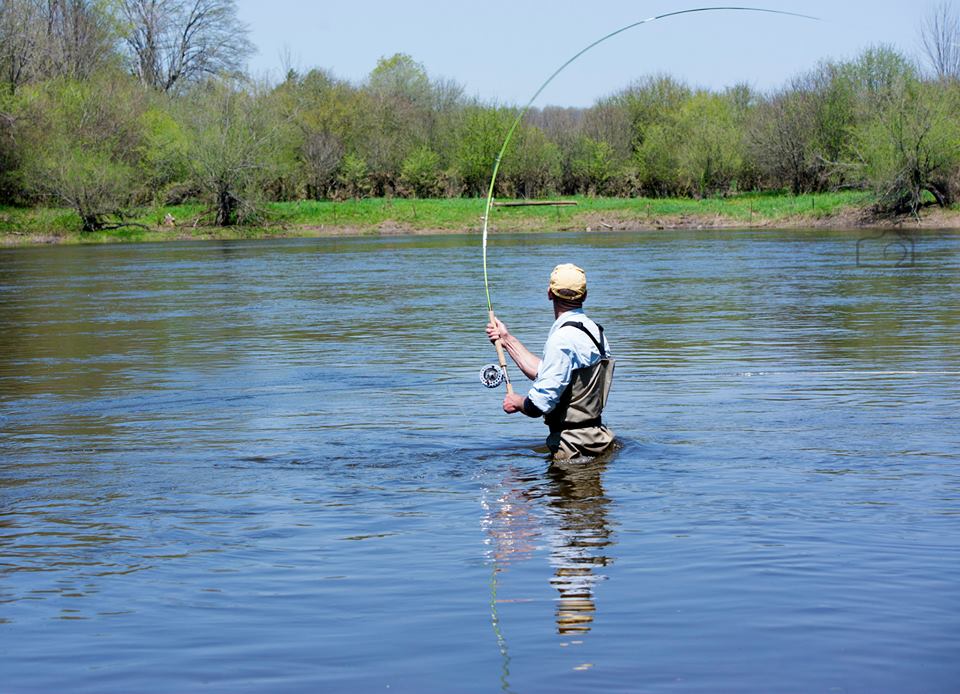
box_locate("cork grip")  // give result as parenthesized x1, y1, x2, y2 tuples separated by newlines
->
(488, 310, 514, 395)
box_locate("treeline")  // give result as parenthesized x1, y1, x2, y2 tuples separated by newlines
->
(1, 0, 960, 230)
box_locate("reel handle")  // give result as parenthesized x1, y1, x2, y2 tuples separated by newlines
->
(489, 309, 514, 395)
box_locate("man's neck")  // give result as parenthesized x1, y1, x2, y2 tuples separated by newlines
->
(553, 303, 583, 320)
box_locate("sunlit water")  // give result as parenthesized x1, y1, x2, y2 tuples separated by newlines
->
(1, 229, 958, 693)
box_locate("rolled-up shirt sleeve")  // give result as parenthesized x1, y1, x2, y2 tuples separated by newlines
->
(527, 341, 574, 414)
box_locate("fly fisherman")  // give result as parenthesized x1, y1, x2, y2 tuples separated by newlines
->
(486, 263, 615, 461)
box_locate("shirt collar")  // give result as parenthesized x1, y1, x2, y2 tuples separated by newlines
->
(549, 307, 585, 334)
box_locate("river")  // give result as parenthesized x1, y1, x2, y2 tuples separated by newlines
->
(1, 229, 958, 693)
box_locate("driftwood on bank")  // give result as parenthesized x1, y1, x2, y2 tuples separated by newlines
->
(492, 200, 579, 208)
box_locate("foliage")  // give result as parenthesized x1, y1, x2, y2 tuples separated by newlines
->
(137, 102, 189, 202)
(337, 153, 369, 199)
(453, 106, 514, 197)
(178, 79, 294, 225)
(567, 136, 617, 195)
(673, 91, 744, 196)
(855, 77, 960, 213)
(400, 146, 441, 198)
(500, 124, 562, 198)
(14, 74, 146, 230)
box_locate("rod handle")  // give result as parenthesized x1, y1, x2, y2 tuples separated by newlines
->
(488, 310, 514, 395)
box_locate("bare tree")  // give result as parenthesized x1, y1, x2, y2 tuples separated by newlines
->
(302, 130, 343, 199)
(920, 1, 960, 80)
(118, 0, 254, 92)
(43, 0, 117, 80)
(0, 0, 42, 93)
(0, 0, 113, 91)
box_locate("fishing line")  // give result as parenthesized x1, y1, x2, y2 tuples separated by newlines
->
(481, 6, 819, 390)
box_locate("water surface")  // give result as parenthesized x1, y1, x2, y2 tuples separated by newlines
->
(1, 230, 958, 693)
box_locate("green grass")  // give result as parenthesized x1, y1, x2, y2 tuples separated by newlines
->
(265, 191, 876, 230)
(0, 190, 893, 246)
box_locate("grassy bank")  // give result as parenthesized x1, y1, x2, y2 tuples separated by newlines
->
(2, 191, 957, 246)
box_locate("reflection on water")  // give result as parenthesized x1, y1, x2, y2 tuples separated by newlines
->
(483, 455, 615, 638)
(544, 459, 613, 635)
(483, 457, 615, 692)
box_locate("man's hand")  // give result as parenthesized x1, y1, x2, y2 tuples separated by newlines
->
(502, 393, 525, 414)
(486, 317, 511, 344)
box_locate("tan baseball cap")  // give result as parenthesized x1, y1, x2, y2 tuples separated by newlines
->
(549, 263, 587, 301)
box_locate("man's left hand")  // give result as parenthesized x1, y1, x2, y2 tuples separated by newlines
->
(502, 393, 525, 414)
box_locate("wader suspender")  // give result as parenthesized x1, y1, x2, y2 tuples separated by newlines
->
(552, 321, 607, 431)
(560, 322, 607, 358)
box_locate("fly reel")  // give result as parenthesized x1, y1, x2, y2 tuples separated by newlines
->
(479, 364, 505, 389)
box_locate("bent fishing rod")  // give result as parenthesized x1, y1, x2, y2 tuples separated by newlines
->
(479, 6, 818, 393)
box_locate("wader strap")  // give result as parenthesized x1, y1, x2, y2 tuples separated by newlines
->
(560, 321, 606, 358)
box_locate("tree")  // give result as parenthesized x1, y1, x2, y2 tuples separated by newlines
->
(920, 1, 960, 81)
(399, 146, 440, 198)
(673, 91, 743, 197)
(0, 0, 117, 92)
(117, 0, 253, 92)
(301, 131, 343, 199)
(337, 152, 368, 199)
(15, 74, 147, 230)
(0, 0, 43, 94)
(500, 124, 562, 198)
(137, 100, 189, 202)
(567, 136, 617, 195)
(179, 80, 293, 225)
(274, 68, 365, 200)
(747, 60, 861, 194)
(360, 53, 433, 194)
(453, 106, 513, 197)
(0, 102, 19, 202)
(855, 77, 960, 214)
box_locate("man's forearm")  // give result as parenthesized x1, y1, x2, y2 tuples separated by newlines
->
(500, 335, 541, 380)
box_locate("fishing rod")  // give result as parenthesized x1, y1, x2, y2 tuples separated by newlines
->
(479, 6, 819, 392)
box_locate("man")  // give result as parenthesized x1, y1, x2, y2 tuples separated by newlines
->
(486, 263, 615, 461)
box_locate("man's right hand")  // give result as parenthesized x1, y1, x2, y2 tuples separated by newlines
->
(486, 317, 510, 344)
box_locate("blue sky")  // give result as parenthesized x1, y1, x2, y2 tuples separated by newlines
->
(235, 1, 944, 106)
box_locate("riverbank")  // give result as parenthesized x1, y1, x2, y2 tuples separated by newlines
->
(2, 192, 959, 246)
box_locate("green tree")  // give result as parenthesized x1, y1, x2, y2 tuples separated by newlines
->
(747, 61, 860, 194)
(179, 79, 294, 225)
(337, 152, 369, 199)
(15, 74, 146, 230)
(275, 69, 365, 200)
(360, 53, 433, 194)
(137, 101, 189, 202)
(855, 77, 960, 213)
(673, 91, 743, 197)
(399, 146, 440, 198)
(567, 135, 617, 195)
(500, 124, 561, 198)
(453, 106, 513, 196)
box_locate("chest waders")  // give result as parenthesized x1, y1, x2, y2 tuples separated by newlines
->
(543, 322, 615, 460)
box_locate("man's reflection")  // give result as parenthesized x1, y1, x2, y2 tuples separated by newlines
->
(484, 457, 614, 638)
(544, 459, 613, 635)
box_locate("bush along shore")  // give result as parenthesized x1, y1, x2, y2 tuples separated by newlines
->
(2, 193, 959, 246)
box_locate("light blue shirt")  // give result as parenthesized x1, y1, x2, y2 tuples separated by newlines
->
(527, 309, 611, 414)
